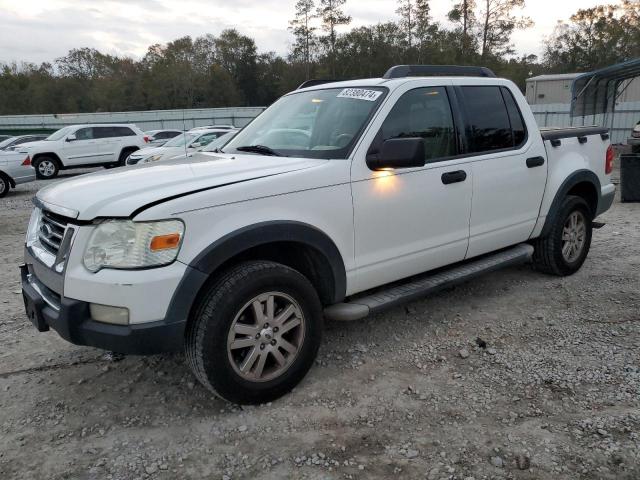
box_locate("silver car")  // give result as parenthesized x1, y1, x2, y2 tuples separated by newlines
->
(0, 151, 35, 197)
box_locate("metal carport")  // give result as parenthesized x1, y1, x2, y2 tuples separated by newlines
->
(571, 58, 640, 118)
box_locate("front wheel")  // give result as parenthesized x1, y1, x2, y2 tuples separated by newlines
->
(185, 261, 323, 404)
(0, 175, 10, 198)
(34, 157, 59, 179)
(532, 195, 593, 276)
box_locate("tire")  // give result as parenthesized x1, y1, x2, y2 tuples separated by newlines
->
(0, 175, 9, 198)
(532, 195, 593, 276)
(34, 156, 59, 179)
(185, 261, 323, 404)
(118, 148, 136, 167)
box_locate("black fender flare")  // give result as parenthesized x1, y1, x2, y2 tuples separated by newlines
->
(164, 221, 347, 328)
(540, 169, 601, 237)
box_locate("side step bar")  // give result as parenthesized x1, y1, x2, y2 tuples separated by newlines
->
(324, 243, 534, 321)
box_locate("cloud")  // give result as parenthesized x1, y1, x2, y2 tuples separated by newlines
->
(0, 0, 617, 65)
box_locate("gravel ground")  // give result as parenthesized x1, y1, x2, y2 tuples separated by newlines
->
(1, 167, 639, 480)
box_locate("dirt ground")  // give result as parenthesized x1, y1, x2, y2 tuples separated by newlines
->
(1, 167, 639, 480)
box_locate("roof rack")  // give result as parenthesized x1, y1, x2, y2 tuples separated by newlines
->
(383, 65, 496, 79)
(297, 79, 340, 89)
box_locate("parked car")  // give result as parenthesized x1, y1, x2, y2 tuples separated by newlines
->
(126, 129, 231, 165)
(18, 124, 147, 179)
(168, 130, 239, 160)
(0, 152, 34, 197)
(189, 124, 235, 131)
(22, 65, 615, 405)
(0, 134, 48, 151)
(143, 129, 183, 147)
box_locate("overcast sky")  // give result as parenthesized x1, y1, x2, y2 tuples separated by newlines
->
(0, 0, 615, 65)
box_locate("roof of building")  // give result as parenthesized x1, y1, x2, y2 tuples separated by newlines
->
(526, 73, 582, 82)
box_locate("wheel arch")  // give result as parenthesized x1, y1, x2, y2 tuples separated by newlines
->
(32, 152, 63, 166)
(540, 170, 600, 237)
(164, 221, 347, 335)
(0, 170, 15, 188)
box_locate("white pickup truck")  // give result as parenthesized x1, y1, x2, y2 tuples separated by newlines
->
(21, 65, 615, 404)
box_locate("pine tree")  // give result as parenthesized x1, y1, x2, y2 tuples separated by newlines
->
(316, 0, 351, 76)
(289, 0, 317, 80)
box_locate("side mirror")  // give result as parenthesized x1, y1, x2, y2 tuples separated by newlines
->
(190, 142, 201, 149)
(366, 137, 425, 170)
(66, 134, 77, 142)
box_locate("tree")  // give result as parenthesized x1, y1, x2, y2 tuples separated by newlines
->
(448, 0, 476, 57)
(289, 0, 317, 79)
(543, 2, 640, 72)
(396, 0, 415, 50)
(316, 0, 351, 76)
(478, 0, 532, 59)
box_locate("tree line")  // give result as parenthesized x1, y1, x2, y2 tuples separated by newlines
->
(0, 0, 639, 116)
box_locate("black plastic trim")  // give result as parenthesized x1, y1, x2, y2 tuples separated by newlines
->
(541, 127, 609, 141)
(21, 265, 185, 354)
(189, 221, 347, 304)
(383, 65, 496, 79)
(540, 170, 601, 237)
(550, 139, 562, 147)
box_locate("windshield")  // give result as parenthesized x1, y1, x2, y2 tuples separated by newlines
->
(203, 131, 238, 151)
(0, 137, 17, 149)
(223, 87, 387, 159)
(46, 126, 74, 141)
(164, 132, 197, 147)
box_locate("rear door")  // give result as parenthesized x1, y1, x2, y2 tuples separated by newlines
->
(351, 83, 473, 293)
(95, 126, 136, 163)
(62, 127, 103, 166)
(456, 84, 547, 258)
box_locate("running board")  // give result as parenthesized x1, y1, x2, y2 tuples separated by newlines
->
(324, 243, 534, 321)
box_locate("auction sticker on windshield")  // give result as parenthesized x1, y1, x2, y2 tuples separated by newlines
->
(337, 88, 383, 102)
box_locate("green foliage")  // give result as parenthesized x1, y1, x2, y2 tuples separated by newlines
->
(544, 0, 640, 72)
(0, 0, 636, 115)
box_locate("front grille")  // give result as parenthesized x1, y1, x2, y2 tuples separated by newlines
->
(38, 210, 69, 256)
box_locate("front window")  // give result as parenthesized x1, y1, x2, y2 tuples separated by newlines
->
(46, 126, 74, 141)
(164, 132, 198, 148)
(223, 87, 387, 159)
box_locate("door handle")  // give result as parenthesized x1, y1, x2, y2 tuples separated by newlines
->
(441, 170, 467, 185)
(526, 156, 545, 168)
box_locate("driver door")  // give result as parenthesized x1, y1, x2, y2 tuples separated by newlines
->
(62, 127, 102, 166)
(350, 83, 473, 293)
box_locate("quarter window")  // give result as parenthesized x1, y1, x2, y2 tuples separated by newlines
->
(377, 87, 457, 162)
(459, 86, 513, 153)
(501, 87, 527, 147)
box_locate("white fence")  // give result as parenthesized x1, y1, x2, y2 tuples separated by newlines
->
(531, 102, 640, 145)
(0, 107, 266, 132)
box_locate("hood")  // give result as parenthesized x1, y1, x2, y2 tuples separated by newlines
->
(17, 140, 50, 152)
(128, 146, 167, 158)
(36, 153, 326, 220)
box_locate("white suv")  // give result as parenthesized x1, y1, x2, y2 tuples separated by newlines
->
(22, 66, 615, 405)
(19, 124, 147, 179)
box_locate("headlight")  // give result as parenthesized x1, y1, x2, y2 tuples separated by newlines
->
(83, 219, 184, 272)
(142, 154, 163, 163)
(26, 208, 42, 246)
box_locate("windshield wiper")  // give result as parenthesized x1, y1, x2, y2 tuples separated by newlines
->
(235, 145, 285, 157)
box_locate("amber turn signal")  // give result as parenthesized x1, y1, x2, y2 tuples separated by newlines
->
(150, 233, 181, 251)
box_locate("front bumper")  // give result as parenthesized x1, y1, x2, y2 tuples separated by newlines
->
(21, 264, 187, 354)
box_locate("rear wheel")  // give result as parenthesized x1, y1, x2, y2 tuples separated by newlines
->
(532, 195, 592, 276)
(34, 157, 59, 179)
(0, 175, 10, 198)
(185, 261, 323, 404)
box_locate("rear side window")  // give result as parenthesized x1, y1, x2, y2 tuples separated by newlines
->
(459, 86, 512, 153)
(94, 126, 136, 138)
(501, 87, 527, 147)
(378, 86, 457, 162)
(114, 127, 136, 137)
